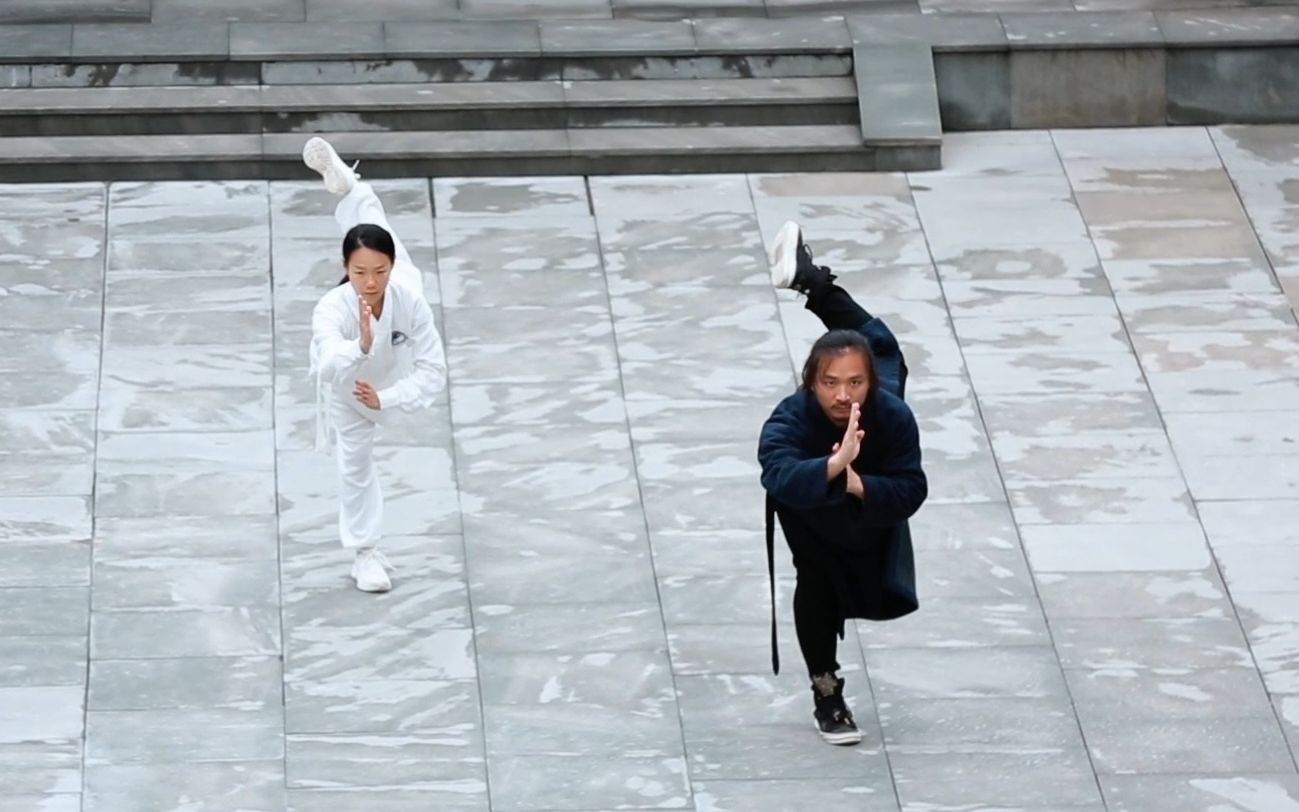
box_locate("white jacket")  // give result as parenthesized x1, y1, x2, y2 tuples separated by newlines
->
(308, 276, 447, 453)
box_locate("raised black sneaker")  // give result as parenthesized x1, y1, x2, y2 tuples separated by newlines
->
(811, 673, 862, 746)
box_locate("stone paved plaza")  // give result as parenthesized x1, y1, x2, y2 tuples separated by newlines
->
(3, 126, 1299, 810)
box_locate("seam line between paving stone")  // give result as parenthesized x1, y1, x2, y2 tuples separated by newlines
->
(907, 148, 1109, 806)
(428, 172, 497, 810)
(1199, 129, 1299, 774)
(79, 179, 109, 812)
(1208, 127, 1299, 330)
(589, 174, 696, 807)
(266, 179, 292, 805)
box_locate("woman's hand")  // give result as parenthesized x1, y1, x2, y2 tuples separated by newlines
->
(354, 380, 381, 410)
(359, 299, 375, 355)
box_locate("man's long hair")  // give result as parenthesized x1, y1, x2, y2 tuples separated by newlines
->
(799, 329, 879, 394)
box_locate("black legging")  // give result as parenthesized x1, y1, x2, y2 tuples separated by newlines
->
(803, 267, 873, 332)
(793, 554, 841, 677)
(791, 267, 874, 679)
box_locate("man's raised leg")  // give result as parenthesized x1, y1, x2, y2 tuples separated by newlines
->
(768, 221, 873, 333)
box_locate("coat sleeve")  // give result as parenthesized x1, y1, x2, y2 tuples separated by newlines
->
(376, 295, 447, 413)
(310, 296, 368, 383)
(855, 405, 927, 527)
(758, 405, 848, 510)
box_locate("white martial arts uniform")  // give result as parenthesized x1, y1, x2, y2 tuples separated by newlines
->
(309, 182, 447, 550)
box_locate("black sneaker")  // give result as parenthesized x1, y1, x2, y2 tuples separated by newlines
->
(811, 673, 862, 746)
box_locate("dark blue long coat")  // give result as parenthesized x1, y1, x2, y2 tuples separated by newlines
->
(757, 318, 927, 673)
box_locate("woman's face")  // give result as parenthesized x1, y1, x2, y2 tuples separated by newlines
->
(345, 246, 393, 309)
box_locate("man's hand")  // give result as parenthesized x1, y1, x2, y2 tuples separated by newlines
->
(845, 466, 864, 499)
(359, 298, 375, 355)
(353, 380, 381, 410)
(826, 402, 864, 480)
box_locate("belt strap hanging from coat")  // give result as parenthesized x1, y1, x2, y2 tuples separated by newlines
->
(766, 494, 779, 675)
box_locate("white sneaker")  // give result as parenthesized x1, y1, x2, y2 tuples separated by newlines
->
(351, 548, 392, 593)
(768, 220, 803, 289)
(302, 136, 359, 196)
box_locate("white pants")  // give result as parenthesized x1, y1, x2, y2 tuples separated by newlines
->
(331, 182, 420, 550)
(333, 397, 382, 549)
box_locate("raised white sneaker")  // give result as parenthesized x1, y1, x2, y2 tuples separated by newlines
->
(351, 548, 392, 593)
(302, 136, 359, 196)
(768, 220, 803, 289)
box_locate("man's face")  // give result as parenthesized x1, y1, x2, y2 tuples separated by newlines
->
(813, 351, 870, 428)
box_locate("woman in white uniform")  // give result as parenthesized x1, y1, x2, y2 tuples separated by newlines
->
(303, 136, 448, 593)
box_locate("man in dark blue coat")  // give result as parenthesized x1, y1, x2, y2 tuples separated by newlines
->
(758, 221, 928, 746)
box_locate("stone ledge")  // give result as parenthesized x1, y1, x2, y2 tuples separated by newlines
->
(693, 16, 852, 53)
(383, 20, 541, 58)
(1157, 8, 1299, 47)
(539, 19, 697, 56)
(0, 77, 856, 114)
(72, 23, 229, 60)
(0, 126, 934, 163)
(0, 126, 939, 179)
(3, 8, 1297, 65)
(230, 22, 387, 60)
(0, 0, 149, 24)
(1001, 11, 1164, 50)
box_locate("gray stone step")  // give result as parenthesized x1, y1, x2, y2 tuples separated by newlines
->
(0, 76, 854, 112)
(8, 54, 852, 88)
(0, 77, 860, 135)
(0, 126, 937, 181)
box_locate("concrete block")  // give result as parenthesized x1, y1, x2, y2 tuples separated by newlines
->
(0, 0, 148, 23)
(0, 25, 73, 61)
(151, 0, 305, 22)
(611, 0, 765, 19)
(382, 21, 542, 58)
(459, 0, 612, 19)
(693, 16, 852, 53)
(305, 0, 459, 21)
(1168, 47, 1299, 125)
(30, 62, 261, 87)
(1010, 48, 1166, 128)
(0, 66, 32, 88)
(230, 22, 385, 60)
(262, 58, 559, 85)
(766, 0, 917, 15)
(935, 51, 1011, 130)
(539, 20, 697, 56)
(71, 24, 230, 61)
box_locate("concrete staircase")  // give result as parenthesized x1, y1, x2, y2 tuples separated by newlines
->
(0, 20, 943, 180)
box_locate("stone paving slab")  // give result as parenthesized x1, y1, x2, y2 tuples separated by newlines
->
(3, 126, 1299, 809)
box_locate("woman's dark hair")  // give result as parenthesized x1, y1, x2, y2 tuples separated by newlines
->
(800, 329, 878, 393)
(337, 223, 397, 285)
